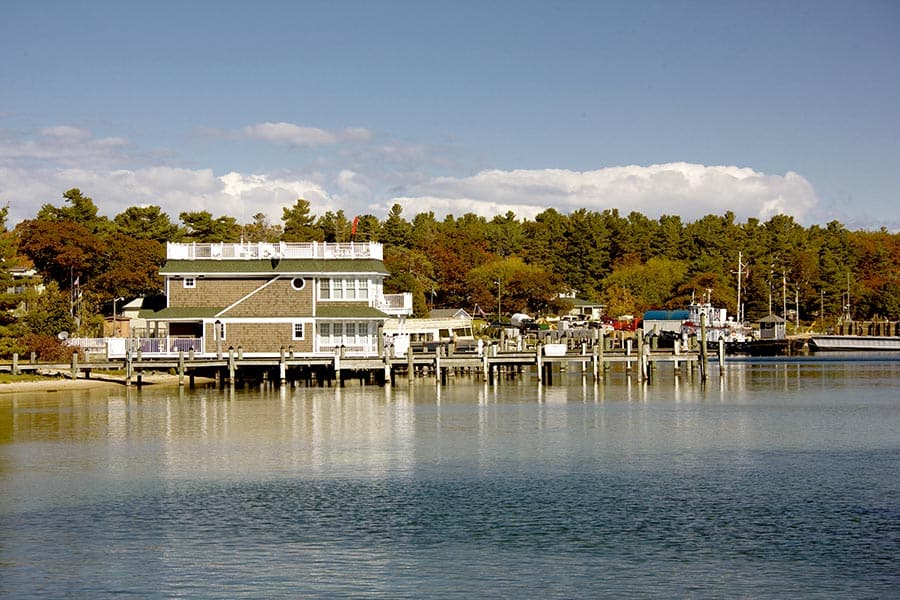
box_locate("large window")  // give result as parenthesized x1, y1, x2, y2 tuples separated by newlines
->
(318, 278, 370, 301)
(318, 321, 370, 348)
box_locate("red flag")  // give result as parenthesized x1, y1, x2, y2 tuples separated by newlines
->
(351, 216, 359, 236)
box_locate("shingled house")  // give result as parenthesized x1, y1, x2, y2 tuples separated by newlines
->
(138, 241, 411, 357)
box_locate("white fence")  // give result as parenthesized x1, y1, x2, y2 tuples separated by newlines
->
(67, 337, 379, 359)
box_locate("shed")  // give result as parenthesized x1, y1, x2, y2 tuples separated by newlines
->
(758, 314, 787, 340)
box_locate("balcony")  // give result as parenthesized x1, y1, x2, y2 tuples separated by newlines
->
(377, 293, 413, 317)
(167, 241, 383, 261)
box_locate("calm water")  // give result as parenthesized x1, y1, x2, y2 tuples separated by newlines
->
(1, 359, 899, 599)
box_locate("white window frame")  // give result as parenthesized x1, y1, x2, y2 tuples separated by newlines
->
(319, 278, 371, 301)
(184, 277, 196, 288)
(292, 321, 305, 340)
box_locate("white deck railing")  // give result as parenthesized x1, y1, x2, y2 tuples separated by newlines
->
(167, 241, 383, 261)
(67, 337, 380, 359)
(376, 292, 413, 316)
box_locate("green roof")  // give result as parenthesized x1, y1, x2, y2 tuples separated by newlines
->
(161, 258, 387, 275)
(139, 307, 224, 320)
(315, 305, 389, 319)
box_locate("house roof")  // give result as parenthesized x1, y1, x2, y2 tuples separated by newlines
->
(429, 308, 472, 319)
(160, 258, 388, 276)
(568, 298, 605, 308)
(758, 314, 787, 323)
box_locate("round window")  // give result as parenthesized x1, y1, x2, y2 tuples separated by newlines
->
(291, 277, 306, 290)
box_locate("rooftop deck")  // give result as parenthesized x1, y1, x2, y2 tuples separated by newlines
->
(167, 241, 383, 261)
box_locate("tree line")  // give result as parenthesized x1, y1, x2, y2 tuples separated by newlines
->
(2, 188, 899, 356)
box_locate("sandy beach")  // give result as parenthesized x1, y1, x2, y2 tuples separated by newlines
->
(0, 372, 189, 394)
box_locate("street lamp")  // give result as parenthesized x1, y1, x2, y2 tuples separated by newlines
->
(112, 297, 124, 337)
(493, 280, 501, 322)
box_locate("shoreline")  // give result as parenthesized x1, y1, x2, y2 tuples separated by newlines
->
(0, 372, 190, 394)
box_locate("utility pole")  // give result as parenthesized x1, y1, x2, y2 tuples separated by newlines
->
(782, 269, 787, 320)
(735, 251, 745, 324)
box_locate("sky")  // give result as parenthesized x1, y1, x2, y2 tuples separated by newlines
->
(1, 0, 899, 231)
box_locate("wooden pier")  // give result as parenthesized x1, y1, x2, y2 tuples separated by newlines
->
(1, 334, 723, 389)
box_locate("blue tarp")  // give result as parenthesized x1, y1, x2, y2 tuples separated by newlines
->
(643, 310, 689, 321)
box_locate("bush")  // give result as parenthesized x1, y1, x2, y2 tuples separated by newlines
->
(20, 333, 83, 362)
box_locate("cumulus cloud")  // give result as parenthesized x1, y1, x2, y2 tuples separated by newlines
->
(385, 163, 819, 223)
(0, 123, 821, 229)
(0, 165, 338, 226)
(239, 122, 373, 146)
(2, 161, 820, 229)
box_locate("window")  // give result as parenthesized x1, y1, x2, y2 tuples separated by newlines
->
(291, 277, 306, 291)
(184, 277, 196, 288)
(318, 278, 371, 301)
(292, 322, 305, 340)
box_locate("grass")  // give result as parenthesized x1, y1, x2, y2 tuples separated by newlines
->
(0, 372, 56, 384)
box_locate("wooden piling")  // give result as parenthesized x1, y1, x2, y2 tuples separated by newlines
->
(699, 313, 708, 381)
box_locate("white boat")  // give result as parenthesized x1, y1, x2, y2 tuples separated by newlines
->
(679, 294, 751, 345)
(543, 343, 568, 356)
(808, 335, 900, 351)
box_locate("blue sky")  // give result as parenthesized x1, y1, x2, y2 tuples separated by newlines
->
(2, 0, 898, 230)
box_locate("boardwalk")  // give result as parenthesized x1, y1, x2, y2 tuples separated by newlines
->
(2, 338, 717, 388)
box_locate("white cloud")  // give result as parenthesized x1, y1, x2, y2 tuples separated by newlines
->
(240, 122, 373, 147)
(2, 161, 821, 230)
(0, 166, 338, 226)
(385, 163, 819, 223)
(0, 125, 131, 168)
(39, 125, 92, 141)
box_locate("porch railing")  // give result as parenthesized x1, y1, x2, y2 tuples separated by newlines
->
(167, 241, 383, 261)
(67, 337, 379, 359)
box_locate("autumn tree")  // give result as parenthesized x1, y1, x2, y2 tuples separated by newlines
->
(603, 256, 690, 313)
(90, 233, 166, 300)
(467, 256, 564, 318)
(16, 219, 106, 289)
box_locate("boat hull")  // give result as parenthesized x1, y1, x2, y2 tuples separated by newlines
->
(809, 335, 900, 351)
